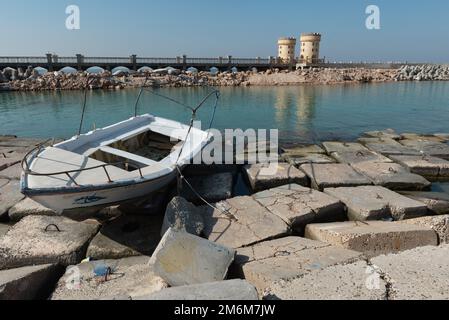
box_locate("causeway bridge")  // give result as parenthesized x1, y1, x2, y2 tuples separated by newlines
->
(0, 54, 415, 72)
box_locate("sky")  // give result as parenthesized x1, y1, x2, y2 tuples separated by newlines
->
(0, 0, 448, 62)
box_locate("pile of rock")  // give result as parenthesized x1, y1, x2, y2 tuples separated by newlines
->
(395, 65, 449, 81)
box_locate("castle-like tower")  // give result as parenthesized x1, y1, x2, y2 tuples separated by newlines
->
(278, 37, 297, 63)
(299, 33, 321, 64)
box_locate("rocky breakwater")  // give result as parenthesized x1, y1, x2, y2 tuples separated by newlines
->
(395, 65, 449, 81)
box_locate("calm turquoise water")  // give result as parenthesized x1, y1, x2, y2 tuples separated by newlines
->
(1, 82, 449, 143)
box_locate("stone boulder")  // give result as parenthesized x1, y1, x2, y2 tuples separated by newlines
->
(161, 197, 204, 237)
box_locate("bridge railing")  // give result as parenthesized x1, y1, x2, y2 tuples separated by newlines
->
(0, 56, 48, 64)
(56, 57, 78, 64)
(83, 57, 131, 64)
(136, 57, 178, 65)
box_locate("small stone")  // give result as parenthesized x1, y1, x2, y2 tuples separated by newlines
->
(351, 162, 431, 191)
(264, 260, 386, 300)
(305, 221, 438, 257)
(8, 197, 57, 222)
(0, 216, 100, 270)
(253, 184, 345, 234)
(181, 172, 233, 204)
(161, 197, 204, 237)
(300, 163, 372, 190)
(0, 180, 25, 220)
(371, 245, 449, 300)
(324, 186, 428, 221)
(244, 163, 309, 192)
(389, 155, 449, 178)
(87, 215, 162, 260)
(0, 264, 61, 300)
(201, 196, 289, 248)
(135, 280, 258, 300)
(149, 228, 236, 287)
(51, 256, 168, 300)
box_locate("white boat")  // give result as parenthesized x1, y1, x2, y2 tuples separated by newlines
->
(20, 114, 210, 214)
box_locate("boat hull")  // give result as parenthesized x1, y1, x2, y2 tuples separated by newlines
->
(26, 171, 177, 214)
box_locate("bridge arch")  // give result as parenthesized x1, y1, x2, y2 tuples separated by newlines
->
(59, 66, 77, 74)
(86, 66, 105, 74)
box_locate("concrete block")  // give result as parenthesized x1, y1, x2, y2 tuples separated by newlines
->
(51, 256, 168, 300)
(86, 215, 162, 260)
(0, 180, 25, 220)
(331, 150, 392, 164)
(0, 223, 9, 238)
(389, 155, 449, 178)
(281, 144, 326, 156)
(232, 237, 362, 294)
(0, 264, 61, 300)
(322, 142, 369, 154)
(244, 163, 309, 192)
(351, 162, 431, 191)
(8, 197, 57, 222)
(324, 186, 428, 221)
(0, 163, 22, 180)
(399, 191, 449, 215)
(253, 184, 345, 234)
(282, 153, 336, 166)
(264, 260, 387, 300)
(161, 196, 204, 237)
(300, 163, 372, 191)
(0, 216, 100, 270)
(305, 221, 438, 257)
(400, 140, 449, 160)
(365, 140, 421, 156)
(371, 245, 449, 300)
(401, 133, 447, 143)
(400, 215, 449, 244)
(181, 172, 233, 204)
(0, 156, 21, 171)
(201, 196, 290, 248)
(149, 228, 236, 287)
(363, 129, 401, 140)
(136, 280, 259, 301)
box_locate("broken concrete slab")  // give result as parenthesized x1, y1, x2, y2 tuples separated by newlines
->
(0, 138, 43, 148)
(181, 172, 233, 204)
(281, 144, 326, 156)
(357, 137, 398, 145)
(325, 186, 428, 221)
(305, 221, 438, 257)
(400, 215, 449, 244)
(399, 140, 449, 160)
(434, 133, 449, 142)
(322, 142, 369, 154)
(0, 163, 22, 180)
(0, 264, 62, 300)
(0, 156, 21, 171)
(264, 260, 386, 300)
(300, 163, 372, 191)
(86, 214, 162, 260)
(253, 184, 345, 234)
(0, 178, 8, 188)
(365, 140, 421, 156)
(371, 245, 449, 300)
(363, 129, 401, 140)
(201, 196, 290, 249)
(244, 163, 309, 192)
(400, 133, 447, 143)
(8, 197, 57, 222)
(51, 256, 168, 300)
(389, 155, 449, 178)
(399, 192, 449, 215)
(149, 228, 236, 287)
(136, 280, 259, 301)
(331, 150, 392, 164)
(0, 216, 100, 270)
(282, 153, 336, 166)
(161, 197, 204, 237)
(351, 162, 431, 191)
(0, 223, 9, 238)
(0, 179, 25, 220)
(232, 237, 362, 294)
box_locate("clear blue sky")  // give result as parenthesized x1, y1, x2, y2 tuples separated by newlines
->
(1, 0, 448, 62)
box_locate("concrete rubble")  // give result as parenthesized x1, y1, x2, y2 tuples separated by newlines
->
(231, 237, 362, 294)
(253, 184, 345, 234)
(200, 196, 290, 248)
(371, 245, 449, 300)
(0, 216, 100, 270)
(399, 191, 449, 215)
(300, 163, 372, 190)
(51, 256, 168, 300)
(180, 172, 233, 204)
(244, 163, 309, 192)
(86, 215, 162, 260)
(351, 162, 431, 191)
(324, 186, 428, 221)
(0, 264, 62, 300)
(135, 280, 259, 301)
(161, 196, 205, 236)
(400, 215, 449, 244)
(305, 221, 438, 257)
(389, 155, 449, 178)
(149, 228, 236, 287)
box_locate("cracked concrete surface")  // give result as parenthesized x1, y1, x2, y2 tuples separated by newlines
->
(388, 155, 449, 178)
